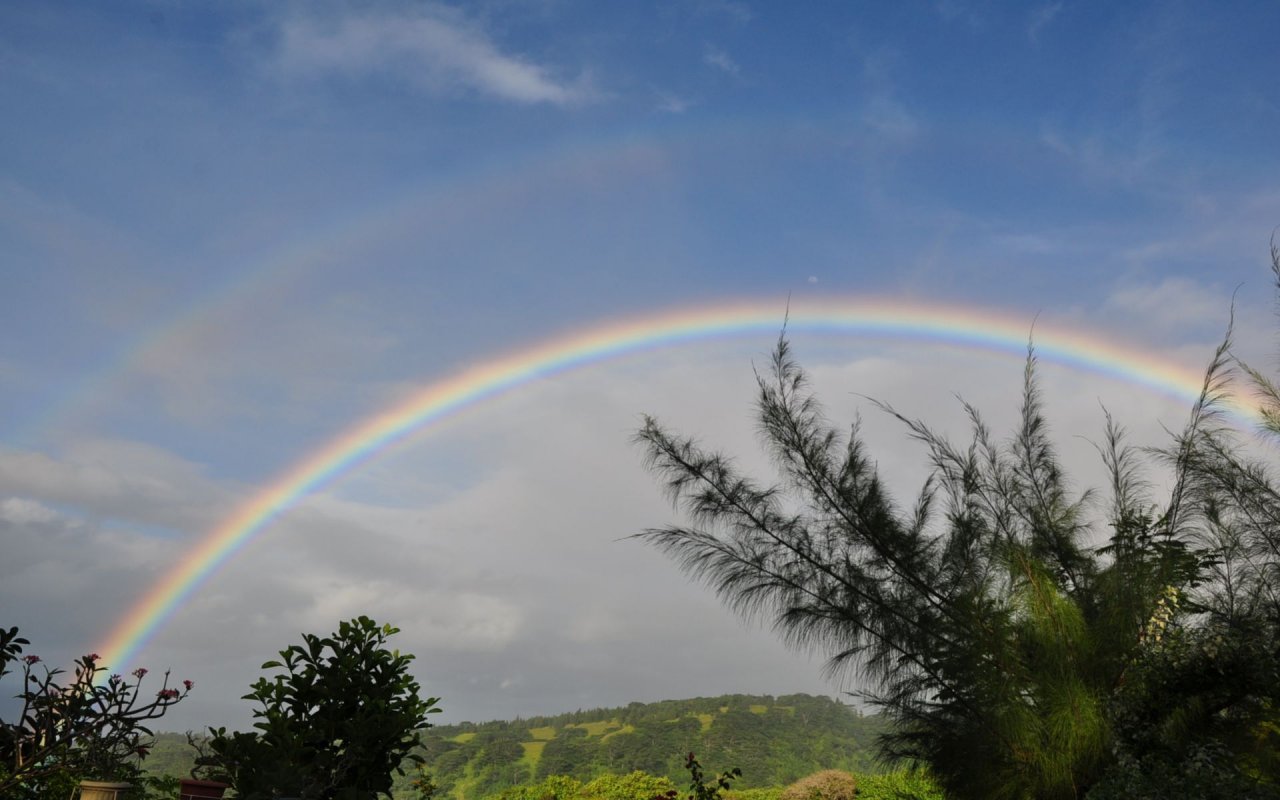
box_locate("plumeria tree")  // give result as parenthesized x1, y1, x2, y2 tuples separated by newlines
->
(0, 625, 192, 798)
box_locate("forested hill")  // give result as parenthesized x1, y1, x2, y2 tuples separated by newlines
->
(146, 694, 889, 799)
(419, 693, 889, 798)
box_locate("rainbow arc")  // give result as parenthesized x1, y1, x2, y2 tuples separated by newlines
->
(93, 298, 1253, 671)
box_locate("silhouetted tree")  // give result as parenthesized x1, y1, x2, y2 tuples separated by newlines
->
(635, 248, 1280, 799)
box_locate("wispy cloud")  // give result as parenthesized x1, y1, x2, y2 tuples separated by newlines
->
(654, 90, 695, 114)
(703, 44, 741, 77)
(1103, 277, 1232, 334)
(689, 0, 754, 25)
(1038, 124, 1156, 188)
(934, 0, 985, 29)
(857, 51, 923, 145)
(273, 6, 598, 106)
(1027, 2, 1063, 43)
(862, 94, 920, 141)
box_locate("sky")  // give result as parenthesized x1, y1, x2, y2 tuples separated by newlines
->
(2, 0, 1279, 732)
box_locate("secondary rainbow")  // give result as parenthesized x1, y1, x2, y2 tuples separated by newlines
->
(92, 298, 1255, 671)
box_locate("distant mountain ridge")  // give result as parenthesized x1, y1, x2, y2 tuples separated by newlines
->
(145, 693, 889, 799)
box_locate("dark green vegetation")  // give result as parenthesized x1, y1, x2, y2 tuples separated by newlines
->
(198, 616, 439, 800)
(143, 694, 890, 799)
(634, 249, 1280, 798)
(0, 625, 192, 800)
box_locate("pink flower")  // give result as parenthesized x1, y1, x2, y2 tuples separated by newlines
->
(85, 653, 100, 662)
(183, 679, 194, 691)
(157, 688, 180, 700)
(22, 655, 40, 665)
(132, 667, 148, 679)
(110, 674, 123, 685)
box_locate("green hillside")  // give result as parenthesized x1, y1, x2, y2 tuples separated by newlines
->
(145, 694, 890, 800)
(410, 694, 887, 800)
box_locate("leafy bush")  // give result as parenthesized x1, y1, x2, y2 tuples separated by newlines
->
(778, 771, 856, 800)
(200, 616, 439, 800)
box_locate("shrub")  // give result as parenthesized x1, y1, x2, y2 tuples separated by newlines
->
(778, 771, 856, 800)
(582, 770, 677, 800)
(855, 771, 945, 800)
(199, 616, 439, 800)
(495, 775, 585, 800)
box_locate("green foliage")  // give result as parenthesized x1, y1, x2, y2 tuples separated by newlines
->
(651, 753, 739, 800)
(582, 770, 677, 800)
(137, 772, 182, 800)
(409, 764, 440, 800)
(139, 732, 204, 779)
(633, 250, 1280, 800)
(854, 770, 945, 800)
(0, 625, 192, 799)
(200, 616, 440, 800)
(721, 789, 781, 800)
(494, 774, 585, 800)
(778, 771, 855, 800)
(680, 753, 740, 800)
(1085, 616, 1280, 799)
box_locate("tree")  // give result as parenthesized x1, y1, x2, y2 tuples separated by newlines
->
(199, 616, 439, 800)
(634, 255, 1280, 799)
(0, 625, 192, 799)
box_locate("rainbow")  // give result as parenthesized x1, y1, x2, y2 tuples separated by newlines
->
(92, 298, 1254, 671)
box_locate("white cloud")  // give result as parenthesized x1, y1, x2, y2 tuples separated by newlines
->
(654, 90, 694, 114)
(273, 6, 598, 106)
(1096, 276, 1260, 353)
(703, 44, 740, 77)
(0, 497, 59, 525)
(1104, 277, 1229, 327)
(0, 440, 233, 534)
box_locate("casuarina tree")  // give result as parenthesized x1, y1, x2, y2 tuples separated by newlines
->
(635, 249, 1280, 799)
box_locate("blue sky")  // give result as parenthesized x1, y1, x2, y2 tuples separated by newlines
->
(2, 1, 1279, 730)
